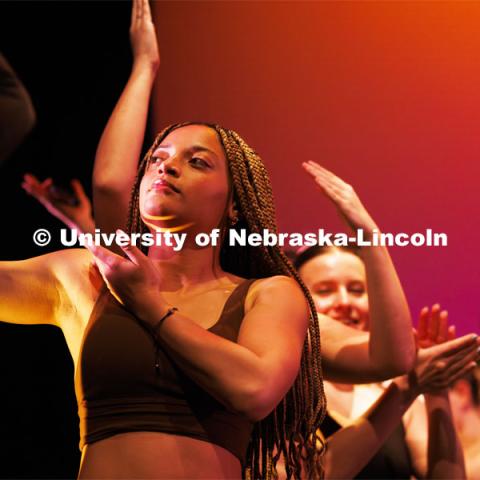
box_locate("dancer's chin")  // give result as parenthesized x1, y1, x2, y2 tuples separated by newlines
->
(141, 215, 195, 233)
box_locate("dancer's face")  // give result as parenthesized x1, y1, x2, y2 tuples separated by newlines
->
(298, 249, 369, 330)
(139, 125, 231, 234)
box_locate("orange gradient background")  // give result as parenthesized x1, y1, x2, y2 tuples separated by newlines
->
(151, 1, 479, 335)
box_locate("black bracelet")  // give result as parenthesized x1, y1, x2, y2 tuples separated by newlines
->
(152, 308, 177, 376)
(153, 307, 178, 335)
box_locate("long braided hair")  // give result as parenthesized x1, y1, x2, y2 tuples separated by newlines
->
(126, 122, 327, 479)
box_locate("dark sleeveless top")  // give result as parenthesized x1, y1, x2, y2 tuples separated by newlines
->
(74, 279, 256, 463)
(321, 411, 413, 479)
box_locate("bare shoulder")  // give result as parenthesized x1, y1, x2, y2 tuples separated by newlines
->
(244, 275, 309, 318)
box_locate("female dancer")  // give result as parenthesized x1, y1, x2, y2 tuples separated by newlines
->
(294, 166, 471, 479)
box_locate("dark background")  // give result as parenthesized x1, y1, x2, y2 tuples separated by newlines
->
(1, 2, 132, 477)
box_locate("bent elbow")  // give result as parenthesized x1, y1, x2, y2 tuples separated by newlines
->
(229, 381, 278, 423)
(403, 348, 417, 373)
(396, 343, 417, 374)
(384, 350, 416, 377)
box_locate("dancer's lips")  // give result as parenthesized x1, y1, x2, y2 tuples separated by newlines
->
(150, 178, 180, 193)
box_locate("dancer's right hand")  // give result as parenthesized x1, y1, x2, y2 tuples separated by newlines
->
(130, 0, 160, 71)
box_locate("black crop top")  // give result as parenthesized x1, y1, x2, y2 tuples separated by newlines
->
(74, 279, 257, 463)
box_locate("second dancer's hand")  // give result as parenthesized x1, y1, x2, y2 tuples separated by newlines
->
(22, 173, 94, 233)
(397, 306, 479, 397)
(302, 160, 378, 239)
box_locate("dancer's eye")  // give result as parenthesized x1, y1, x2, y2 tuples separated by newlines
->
(349, 282, 366, 295)
(315, 288, 333, 296)
(190, 157, 210, 169)
(148, 156, 163, 167)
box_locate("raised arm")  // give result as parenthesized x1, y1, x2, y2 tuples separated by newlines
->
(93, 0, 159, 234)
(303, 161, 416, 380)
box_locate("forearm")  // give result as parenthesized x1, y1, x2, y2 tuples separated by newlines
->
(325, 379, 416, 479)
(359, 244, 415, 374)
(146, 307, 273, 421)
(425, 390, 466, 479)
(68, 215, 96, 236)
(54, 209, 95, 235)
(93, 64, 157, 230)
(321, 315, 411, 384)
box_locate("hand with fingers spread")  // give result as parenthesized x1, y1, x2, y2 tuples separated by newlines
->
(302, 160, 378, 238)
(86, 231, 168, 323)
(130, 0, 160, 72)
(416, 303, 455, 349)
(22, 173, 95, 234)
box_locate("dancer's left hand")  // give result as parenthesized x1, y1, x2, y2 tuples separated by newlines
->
(86, 231, 167, 323)
(130, 0, 160, 71)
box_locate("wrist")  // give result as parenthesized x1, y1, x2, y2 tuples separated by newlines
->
(393, 374, 420, 404)
(424, 388, 450, 401)
(132, 294, 168, 325)
(356, 223, 380, 242)
(131, 58, 159, 78)
(76, 214, 95, 235)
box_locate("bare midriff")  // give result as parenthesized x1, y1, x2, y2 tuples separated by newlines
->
(77, 431, 242, 479)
